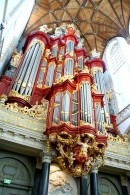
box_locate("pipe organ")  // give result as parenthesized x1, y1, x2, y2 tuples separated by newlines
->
(0, 23, 119, 176)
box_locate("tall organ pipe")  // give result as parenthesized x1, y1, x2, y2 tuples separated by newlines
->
(98, 70, 110, 125)
(20, 43, 40, 94)
(86, 83, 90, 123)
(13, 44, 36, 91)
(88, 83, 92, 124)
(26, 47, 42, 95)
(84, 83, 88, 122)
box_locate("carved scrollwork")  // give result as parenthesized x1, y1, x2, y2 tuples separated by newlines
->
(2, 98, 48, 120)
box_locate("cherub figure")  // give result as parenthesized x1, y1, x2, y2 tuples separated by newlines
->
(77, 136, 91, 157)
(68, 152, 75, 168)
(56, 143, 66, 158)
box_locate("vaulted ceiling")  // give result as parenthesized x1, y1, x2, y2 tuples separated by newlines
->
(23, 0, 130, 56)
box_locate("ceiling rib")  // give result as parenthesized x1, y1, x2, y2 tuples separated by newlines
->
(23, 0, 130, 55)
(108, 0, 126, 33)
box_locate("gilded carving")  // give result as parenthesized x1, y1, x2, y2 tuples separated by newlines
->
(9, 89, 31, 102)
(10, 50, 22, 67)
(81, 66, 90, 73)
(49, 164, 78, 195)
(39, 24, 52, 33)
(2, 98, 48, 120)
(49, 132, 106, 177)
(29, 39, 45, 52)
(91, 67, 103, 74)
(0, 94, 8, 103)
(91, 83, 98, 94)
(45, 49, 51, 58)
(56, 75, 74, 84)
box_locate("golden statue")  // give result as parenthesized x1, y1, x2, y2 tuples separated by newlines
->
(91, 83, 98, 93)
(11, 50, 22, 67)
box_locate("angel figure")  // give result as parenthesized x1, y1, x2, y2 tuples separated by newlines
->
(77, 136, 91, 157)
(56, 143, 66, 158)
(68, 152, 75, 168)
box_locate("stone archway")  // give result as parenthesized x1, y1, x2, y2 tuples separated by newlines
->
(0, 150, 35, 195)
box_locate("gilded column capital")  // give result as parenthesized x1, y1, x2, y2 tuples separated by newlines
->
(41, 140, 52, 163)
(41, 152, 52, 163)
(91, 157, 103, 173)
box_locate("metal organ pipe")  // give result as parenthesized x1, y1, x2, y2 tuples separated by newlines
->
(53, 93, 61, 125)
(88, 83, 93, 124)
(20, 43, 41, 95)
(27, 46, 43, 96)
(95, 70, 110, 125)
(45, 63, 55, 87)
(66, 41, 74, 53)
(96, 104, 103, 132)
(64, 59, 74, 75)
(51, 44, 58, 58)
(72, 92, 78, 126)
(61, 92, 70, 122)
(93, 68, 111, 128)
(99, 71, 110, 125)
(13, 44, 36, 92)
(84, 83, 88, 122)
(80, 82, 93, 124)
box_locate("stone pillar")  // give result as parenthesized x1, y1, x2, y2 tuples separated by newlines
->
(80, 175, 88, 195)
(90, 168, 99, 195)
(38, 152, 51, 195)
(120, 176, 129, 195)
(32, 157, 42, 195)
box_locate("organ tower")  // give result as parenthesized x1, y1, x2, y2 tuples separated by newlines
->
(0, 23, 119, 176)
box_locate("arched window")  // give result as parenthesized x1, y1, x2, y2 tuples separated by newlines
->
(103, 37, 130, 113)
